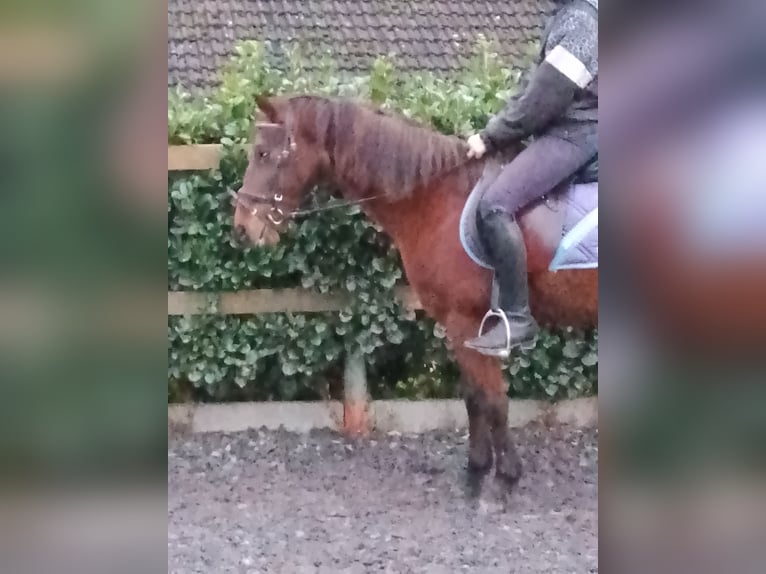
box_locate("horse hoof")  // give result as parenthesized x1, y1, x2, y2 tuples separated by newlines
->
(465, 466, 490, 499)
(465, 472, 483, 499)
(465, 456, 493, 498)
(496, 456, 523, 488)
(467, 442, 493, 475)
(467, 455, 493, 474)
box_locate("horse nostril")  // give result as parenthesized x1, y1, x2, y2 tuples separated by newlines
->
(234, 225, 247, 243)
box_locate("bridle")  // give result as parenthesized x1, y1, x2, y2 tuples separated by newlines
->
(229, 122, 297, 226)
(230, 120, 392, 226)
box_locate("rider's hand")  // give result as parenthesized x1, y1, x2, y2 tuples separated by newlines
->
(466, 134, 487, 159)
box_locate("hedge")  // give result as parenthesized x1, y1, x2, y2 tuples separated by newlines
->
(168, 39, 598, 403)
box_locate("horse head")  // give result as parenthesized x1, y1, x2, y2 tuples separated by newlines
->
(232, 95, 327, 247)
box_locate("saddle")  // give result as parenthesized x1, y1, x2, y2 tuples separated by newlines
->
(459, 157, 599, 283)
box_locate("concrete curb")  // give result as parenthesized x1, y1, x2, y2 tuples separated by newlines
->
(169, 397, 597, 434)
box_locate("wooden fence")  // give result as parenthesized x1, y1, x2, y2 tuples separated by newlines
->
(168, 145, 421, 434)
(168, 144, 224, 171)
(168, 287, 422, 316)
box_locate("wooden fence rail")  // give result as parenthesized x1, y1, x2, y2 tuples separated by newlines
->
(168, 287, 422, 315)
(168, 144, 225, 171)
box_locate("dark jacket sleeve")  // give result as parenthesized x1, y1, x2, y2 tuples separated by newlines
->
(480, 5, 598, 151)
(480, 63, 578, 150)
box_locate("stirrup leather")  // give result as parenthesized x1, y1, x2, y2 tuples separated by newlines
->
(477, 308, 512, 359)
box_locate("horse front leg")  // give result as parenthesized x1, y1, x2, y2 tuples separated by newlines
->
(445, 306, 523, 489)
(461, 369, 494, 476)
(399, 232, 521, 488)
(418, 303, 492, 486)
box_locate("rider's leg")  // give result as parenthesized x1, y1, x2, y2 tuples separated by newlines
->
(465, 134, 595, 357)
(465, 207, 539, 356)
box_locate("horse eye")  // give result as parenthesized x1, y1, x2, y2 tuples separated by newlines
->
(258, 150, 269, 159)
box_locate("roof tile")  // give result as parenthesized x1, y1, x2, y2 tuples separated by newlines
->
(168, 0, 553, 89)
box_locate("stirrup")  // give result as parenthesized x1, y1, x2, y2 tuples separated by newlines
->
(477, 309, 512, 359)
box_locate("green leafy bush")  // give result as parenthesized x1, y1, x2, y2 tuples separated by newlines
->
(168, 40, 598, 402)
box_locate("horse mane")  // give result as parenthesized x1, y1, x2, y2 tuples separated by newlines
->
(285, 95, 481, 199)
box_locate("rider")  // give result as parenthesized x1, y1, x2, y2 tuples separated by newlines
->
(464, 0, 598, 357)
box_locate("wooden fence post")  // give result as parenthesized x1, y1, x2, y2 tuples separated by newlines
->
(343, 350, 369, 435)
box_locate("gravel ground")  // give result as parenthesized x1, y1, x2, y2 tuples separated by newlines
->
(168, 423, 598, 574)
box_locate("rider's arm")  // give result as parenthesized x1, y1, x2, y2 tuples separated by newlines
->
(480, 8, 598, 151)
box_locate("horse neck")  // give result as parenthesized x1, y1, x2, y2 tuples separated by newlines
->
(326, 162, 480, 242)
(303, 100, 482, 238)
(322, 166, 405, 236)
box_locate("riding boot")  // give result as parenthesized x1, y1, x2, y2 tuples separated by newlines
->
(464, 208, 539, 357)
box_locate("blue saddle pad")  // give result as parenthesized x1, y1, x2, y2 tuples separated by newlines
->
(459, 175, 598, 272)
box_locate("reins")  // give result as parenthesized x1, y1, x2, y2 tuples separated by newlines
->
(230, 187, 387, 220)
(289, 194, 388, 218)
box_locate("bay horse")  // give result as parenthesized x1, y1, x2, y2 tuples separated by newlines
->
(232, 95, 598, 486)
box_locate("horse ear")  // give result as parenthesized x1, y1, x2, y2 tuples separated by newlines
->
(255, 95, 280, 123)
